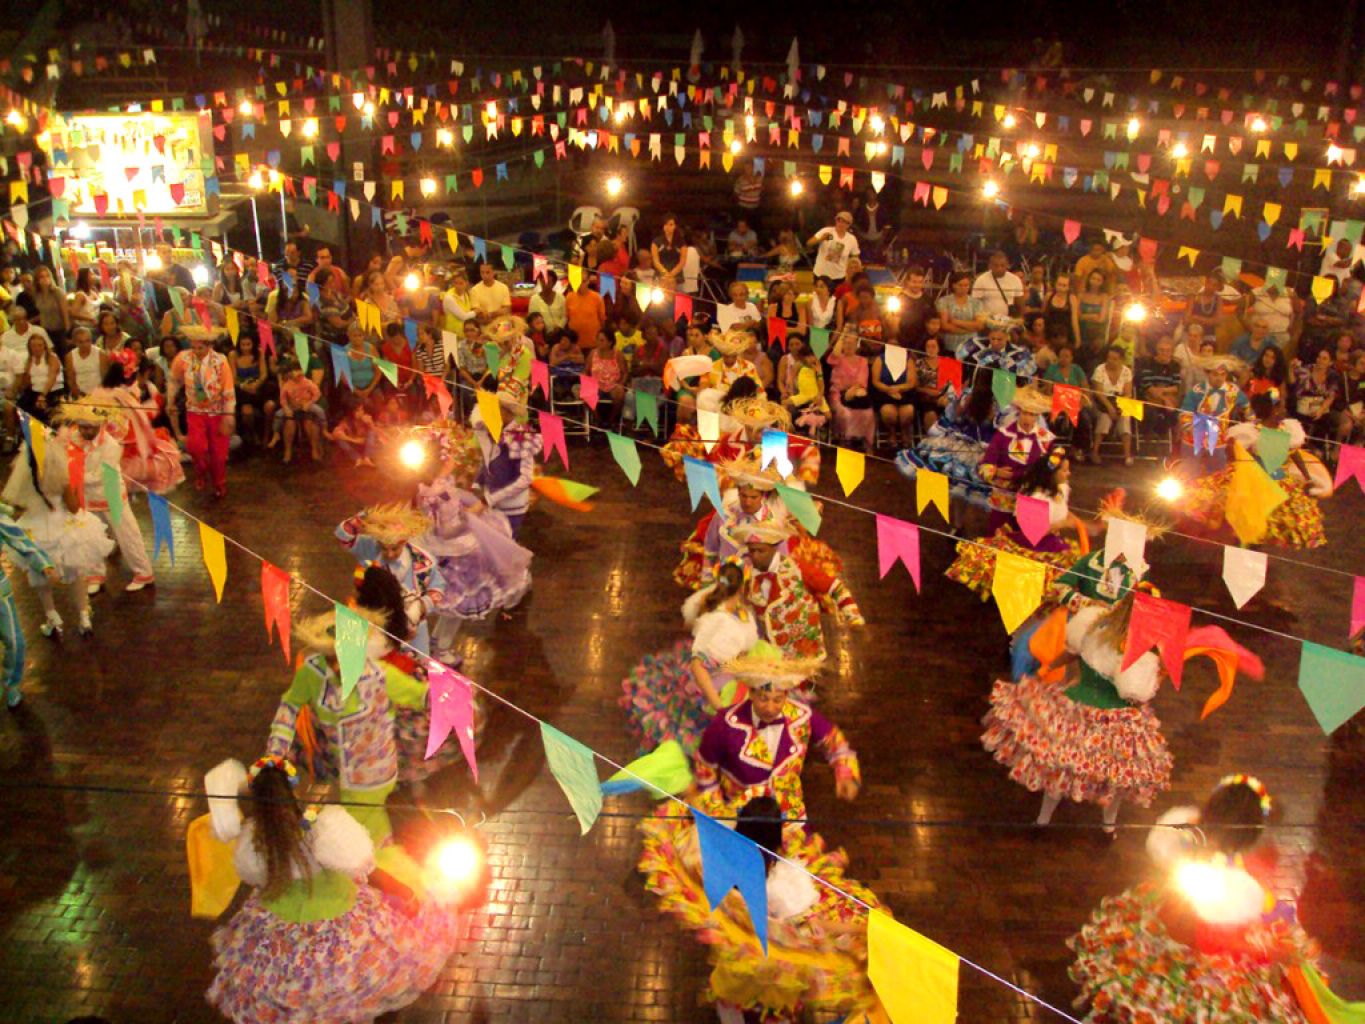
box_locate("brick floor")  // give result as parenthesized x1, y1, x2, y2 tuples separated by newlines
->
(0, 439, 1361, 1023)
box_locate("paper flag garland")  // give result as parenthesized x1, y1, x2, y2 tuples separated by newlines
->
(261, 561, 291, 663)
(1334, 444, 1365, 494)
(1014, 494, 1051, 547)
(875, 514, 921, 591)
(606, 431, 642, 485)
(991, 551, 1046, 633)
(1353, 577, 1365, 641)
(1122, 592, 1193, 688)
(867, 910, 960, 1024)
(1256, 426, 1291, 475)
(1222, 546, 1267, 609)
(101, 463, 122, 527)
(1298, 642, 1365, 735)
(692, 808, 769, 954)
(916, 468, 949, 522)
(539, 410, 568, 470)
(1103, 516, 1148, 576)
(684, 456, 724, 512)
(761, 429, 793, 477)
(199, 522, 227, 602)
(775, 483, 821, 535)
(426, 664, 478, 781)
(835, 447, 864, 496)
(540, 722, 602, 834)
(148, 492, 174, 565)
(333, 603, 370, 699)
(578, 373, 600, 410)
(634, 389, 660, 435)
(530, 477, 599, 511)
(475, 389, 503, 443)
(991, 368, 1016, 409)
(600, 740, 693, 797)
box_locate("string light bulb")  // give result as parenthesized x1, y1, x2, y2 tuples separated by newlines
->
(1352, 177, 1365, 195)
(1327, 143, 1344, 163)
(1250, 115, 1268, 133)
(789, 179, 804, 197)
(613, 105, 629, 124)
(238, 100, 254, 117)
(437, 128, 454, 147)
(5, 110, 26, 130)
(729, 138, 743, 155)
(1002, 113, 1017, 129)
(649, 287, 665, 306)
(301, 118, 318, 139)
(1173, 859, 1266, 926)
(420, 176, 437, 197)
(1024, 142, 1041, 159)
(362, 101, 375, 117)
(1126, 116, 1141, 140)
(425, 834, 487, 904)
(1123, 302, 1149, 323)
(869, 114, 885, 135)
(1171, 141, 1189, 159)
(403, 271, 422, 292)
(399, 439, 428, 469)
(872, 141, 888, 156)
(191, 265, 210, 288)
(247, 170, 264, 191)
(1156, 476, 1185, 502)
(143, 252, 163, 271)
(485, 101, 498, 120)
(982, 179, 1000, 199)
(886, 295, 902, 313)
(605, 174, 623, 197)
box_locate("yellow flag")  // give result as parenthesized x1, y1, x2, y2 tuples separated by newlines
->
(28, 417, 46, 480)
(1263, 202, 1281, 226)
(446, 227, 458, 253)
(722, 152, 734, 173)
(225, 307, 239, 343)
(1255, 138, 1271, 159)
(1284, 142, 1299, 160)
(916, 469, 949, 522)
(1223, 194, 1243, 218)
(391, 179, 405, 201)
(186, 814, 241, 919)
(1312, 275, 1335, 303)
(199, 522, 227, 602)
(567, 263, 583, 291)
(476, 389, 503, 442)
(818, 165, 833, 185)
(991, 551, 1046, 633)
(1117, 396, 1144, 421)
(867, 910, 960, 1024)
(835, 447, 865, 497)
(1177, 246, 1199, 266)
(932, 186, 948, 209)
(1313, 168, 1332, 190)
(1224, 442, 1287, 545)
(9, 180, 27, 204)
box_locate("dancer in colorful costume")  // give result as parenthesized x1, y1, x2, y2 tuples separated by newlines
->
(1179, 391, 1329, 549)
(470, 396, 542, 537)
(621, 558, 759, 756)
(0, 504, 54, 707)
(94, 363, 185, 495)
(203, 757, 461, 1024)
(336, 503, 443, 658)
(54, 397, 157, 594)
(1070, 774, 1364, 1022)
(1179, 353, 1248, 460)
(977, 384, 1057, 532)
(894, 373, 998, 506)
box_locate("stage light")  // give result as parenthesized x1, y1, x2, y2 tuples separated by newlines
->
(1156, 476, 1184, 502)
(605, 174, 623, 197)
(362, 101, 375, 117)
(1172, 142, 1189, 159)
(191, 265, 210, 287)
(247, 170, 264, 190)
(143, 252, 163, 271)
(649, 287, 665, 306)
(982, 180, 1000, 199)
(420, 176, 437, 197)
(789, 179, 804, 197)
(437, 128, 454, 147)
(1126, 116, 1141, 139)
(729, 138, 743, 155)
(69, 222, 91, 241)
(425, 833, 487, 904)
(485, 101, 497, 120)
(403, 271, 422, 292)
(1123, 302, 1149, 323)
(1250, 116, 1267, 133)
(238, 100, 253, 117)
(399, 439, 428, 470)
(301, 118, 318, 138)
(886, 295, 902, 313)
(1002, 113, 1017, 129)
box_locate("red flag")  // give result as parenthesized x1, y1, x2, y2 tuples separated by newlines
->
(66, 444, 85, 509)
(1051, 384, 1080, 426)
(261, 561, 292, 663)
(768, 316, 788, 349)
(1122, 592, 1193, 688)
(673, 293, 693, 322)
(938, 356, 963, 396)
(423, 375, 453, 417)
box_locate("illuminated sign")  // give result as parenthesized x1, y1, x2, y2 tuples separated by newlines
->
(40, 111, 215, 217)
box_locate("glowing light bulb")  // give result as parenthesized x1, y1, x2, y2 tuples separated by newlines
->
(873, 141, 888, 156)
(789, 179, 804, 197)
(1002, 112, 1017, 129)
(1126, 116, 1141, 139)
(352, 92, 366, 111)
(870, 114, 885, 134)
(247, 170, 264, 190)
(1171, 142, 1189, 159)
(1328, 143, 1344, 163)
(302, 118, 318, 138)
(191, 265, 210, 287)
(613, 105, 629, 124)
(403, 271, 421, 292)
(1353, 177, 1365, 195)
(70, 222, 91, 241)
(268, 169, 281, 187)
(420, 176, 437, 197)
(982, 180, 1001, 199)
(605, 174, 623, 197)
(886, 295, 902, 313)
(729, 138, 743, 155)
(428, 834, 484, 893)
(399, 439, 427, 469)
(1025, 143, 1041, 159)
(1123, 302, 1149, 323)
(143, 252, 163, 271)
(362, 101, 375, 116)
(238, 100, 253, 117)
(1156, 476, 1184, 502)
(437, 128, 454, 146)
(649, 287, 665, 306)
(5, 110, 26, 130)
(1250, 116, 1267, 133)
(744, 113, 755, 129)
(485, 101, 497, 120)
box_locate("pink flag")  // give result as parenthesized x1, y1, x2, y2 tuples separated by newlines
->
(261, 561, 291, 663)
(538, 410, 569, 470)
(1334, 444, 1365, 494)
(257, 319, 275, 357)
(578, 373, 600, 410)
(1122, 592, 1193, 689)
(530, 358, 550, 399)
(425, 664, 478, 781)
(1014, 494, 1051, 546)
(875, 514, 921, 591)
(1353, 577, 1365, 640)
(1062, 219, 1081, 244)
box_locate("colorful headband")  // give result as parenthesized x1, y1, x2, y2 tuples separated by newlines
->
(1215, 773, 1272, 817)
(1045, 446, 1067, 470)
(1135, 580, 1162, 599)
(249, 755, 300, 787)
(716, 554, 752, 585)
(1264, 386, 1281, 405)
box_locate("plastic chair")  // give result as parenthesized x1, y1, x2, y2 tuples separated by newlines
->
(568, 206, 603, 237)
(612, 206, 641, 255)
(550, 375, 591, 438)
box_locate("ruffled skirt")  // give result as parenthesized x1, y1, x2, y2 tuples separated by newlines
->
(620, 641, 726, 756)
(393, 697, 485, 783)
(946, 529, 1079, 601)
(638, 799, 883, 1023)
(981, 676, 1172, 807)
(421, 511, 532, 621)
(206, 885, 460, 1024)
(1183, 469, 1326, 549)
(1069, 882, 1314, 1023)
(123, 429, 186, 494)
(20, 506, 116, 584)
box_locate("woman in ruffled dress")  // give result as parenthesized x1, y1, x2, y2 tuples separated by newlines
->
(982, 587, 1173, 833)
(1, 434, 114, 638)
(204, 757, 461, 1024)
(1070, 774, 1363, 1023)
(621, 559, 759, 756)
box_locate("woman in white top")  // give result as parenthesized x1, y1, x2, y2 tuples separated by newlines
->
(1090, 343, 1133, 465)
(807, 276, 838, 331)
(16, 333, 63, 421)
(63, 327, 108, 399)
(67, 268, 103, 331)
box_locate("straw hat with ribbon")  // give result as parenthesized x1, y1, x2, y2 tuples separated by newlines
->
(731, 519, 796, 545)
(1010, 385, 1053, 415)
(723, 640, 825, 691)
(720, 450, 783, 492)
(1192, 353, 1246, 375)
(292, 605, 386, 654)
(726, 396, 793, 431)
(712, 328, 755, 356)
(355, 503, 432, 546)
(55, 394, 128, 427)
(485, 314, 528, 344)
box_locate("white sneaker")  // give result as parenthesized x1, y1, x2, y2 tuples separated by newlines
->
(125, 575, 155, 593)
(40, 612, 62, 638)
(78, 610, 93, 637)
(86, 580, 104, 596)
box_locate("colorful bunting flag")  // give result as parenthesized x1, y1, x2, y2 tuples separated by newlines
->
(540, 722, 602, 834)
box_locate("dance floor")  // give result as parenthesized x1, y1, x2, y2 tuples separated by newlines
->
(0, 440, 1361, 1023)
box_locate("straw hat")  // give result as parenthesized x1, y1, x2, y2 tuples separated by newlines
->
(355, 503, 432, 545)
(1097, 488, 1171, 538)
(293, 605, 385, 653)
(723, 640, 824, 691)
(712, 328, 755, 356)
(720, 450, 782, 492)
(1010, 385, 1053, 415)
(731, 519, 795, 545)
(485, 314, 528, 344)
(1193, 353, 1246, 374)
(726, 396, 793, 431)
(55, 395, 128, 426)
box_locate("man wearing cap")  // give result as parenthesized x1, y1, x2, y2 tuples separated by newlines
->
(694, 641, 859, 821)
(807, 213, 861, 283)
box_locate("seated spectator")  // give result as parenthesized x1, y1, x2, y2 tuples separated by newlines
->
(827, 329, 875, 449)
(1336, 349, 1365, 445)
(1135, 336, 1184, 454)
(1042, 344, 1094, 457)
(716, 281, 762, 333)
(766, 280, 807, 344)
(1242, 344, 1289, 401)
(1293, 349, 1343, 446)
(958, 325, 1036, 378)
(324, 398, 377, 467)
(1242, 282, 1299, 350)
(1090, 344, 1134, 465)
(764, 230, 804, 276)
(565, 271, 607, 352)
(726, 218, 760, 260)
(587, 330, 628, 419)
(912, 335, 950, 431)
(527, 269, 567, 341)
(872, 342, 918, 449)
(777, 337, 829, 435)
(1230, 317, 1278, 367)
(846, 283, 886, 345)
(607, 274, 645, 332)
(1019, 314, 1056, 372)
(456, 319, 493, 394)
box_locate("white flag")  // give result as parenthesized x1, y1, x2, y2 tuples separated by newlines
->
(1104, 518, 1149, 579)
(1221, 547, 1267, 609)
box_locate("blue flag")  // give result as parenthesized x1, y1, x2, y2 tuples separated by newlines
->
(683, 456, 723, 512)
(148, 492, 175, 565)
(693, 809, 769, 953)
(329, 344, 353, 389)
